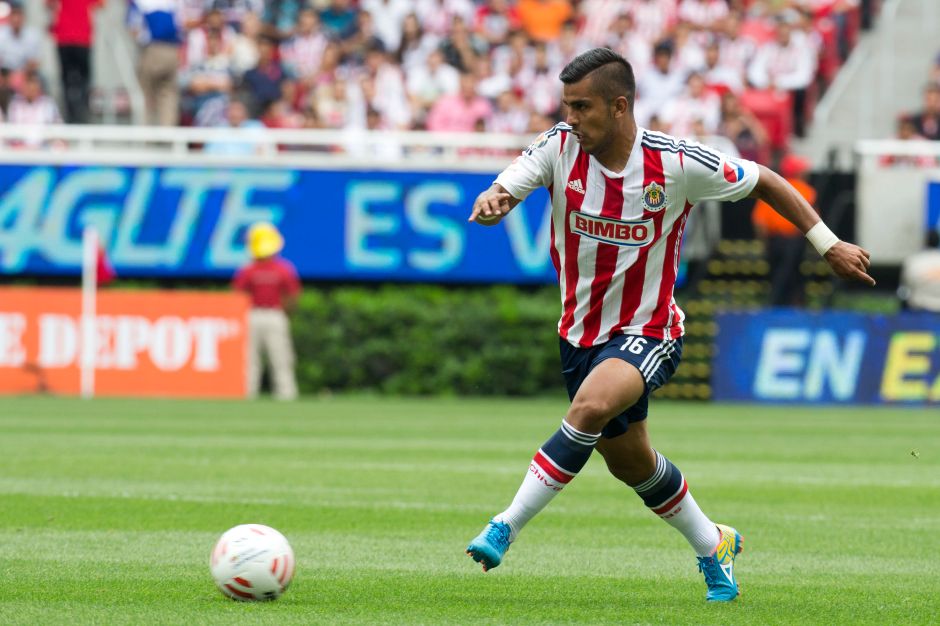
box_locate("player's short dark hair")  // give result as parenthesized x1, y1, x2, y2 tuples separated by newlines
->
(559, 48, 635, 108)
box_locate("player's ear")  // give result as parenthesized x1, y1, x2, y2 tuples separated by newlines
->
(612, 95, 629, 118)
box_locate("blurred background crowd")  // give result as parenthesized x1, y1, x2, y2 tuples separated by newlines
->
(4, 0, 933, 166)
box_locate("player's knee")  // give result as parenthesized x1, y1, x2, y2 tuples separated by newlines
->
(566, 396, 618, 432)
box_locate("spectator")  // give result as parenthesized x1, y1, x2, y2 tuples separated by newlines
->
(547, 20, 587, 69)
(128, 0, 183, 127)
(203, 98, 266, 155)
(910, 84, 940, 141)
(242, 35, 295, 118)
(603, 12, 652, 78)
(342, 10, 385, 67)
(668, 20, 705, 74)
(396, 13, 439, 72)
(474, 0, 520, 48)
(717, 11, 757, 82)
(362, 0, 412, 54)
(629, 0, 677, 45)
(635, 42, 686, 127)
(179, 28, 233, 127)
(516, 0, 573, 43)
(718, 91, 769, 163)
(439, 15, 486, 73)
(313, 78, 364, 129)
(747, 12, 817, 136)
(677, 0, 729, 31)
(660, 72, 721, 136)
(488, 89, 529, 134)
(185, 8, 235, 68)
(263, 0, 304, 38)
(752, 153, 817, 307)
(208, 0, 263, 30)
(231, 11, 262, 77)
(406, 48, 460, 116)
(426, 71, 493, 132)
(360, 43, 411, 129)
(701, 38, 743, 94)
(0, 2, 42, 75)
(414, 0, 476, 38)
(578, 0, 631, 48)
(0, 69, 13, 115)
(233, 221, 301, 401)
(280, 8, 327, 93)
(7, 71, 63, 147)
(491, 29, 534, 79)
(899, 230, 940, 312)
(260, 97, 304, 128)
(514, 42, 561, 117)
(319, 0, 359, 41)
(471, 54, 511, 100)
(879, 115, 938, 168)
(47, 0, 102, 124)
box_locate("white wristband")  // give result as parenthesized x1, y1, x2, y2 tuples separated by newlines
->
(805, 222, 840, 257)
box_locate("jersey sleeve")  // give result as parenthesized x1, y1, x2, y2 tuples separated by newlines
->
(494, 125, 566, 201)
(681, 139, 760, 205)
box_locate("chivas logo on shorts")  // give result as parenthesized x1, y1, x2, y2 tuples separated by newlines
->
(569, 212, 654, 247)
(642, 182, 667, 211)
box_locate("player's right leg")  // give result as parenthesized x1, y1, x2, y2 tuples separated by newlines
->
(467, 358, 644, 571)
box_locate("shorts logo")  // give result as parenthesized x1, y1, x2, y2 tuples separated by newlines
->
(569, 211, 654, 247)
(643, 182, 667, 211)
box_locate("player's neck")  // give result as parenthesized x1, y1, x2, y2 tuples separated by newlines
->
(591, 122, 637, 174)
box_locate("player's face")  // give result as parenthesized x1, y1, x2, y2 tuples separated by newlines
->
(562, 77, 616, 155)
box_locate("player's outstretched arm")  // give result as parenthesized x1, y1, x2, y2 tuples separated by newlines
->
(749, 165, 875, 286)
(467, 183, 522, 226)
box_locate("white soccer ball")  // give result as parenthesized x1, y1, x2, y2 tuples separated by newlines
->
(210, 524, 295, 601)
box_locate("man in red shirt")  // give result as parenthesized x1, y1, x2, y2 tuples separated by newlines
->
(47, 0, 102, 123)
(232, 222, 301, 400)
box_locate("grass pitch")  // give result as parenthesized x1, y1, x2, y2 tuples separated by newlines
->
(0, 396, 937, 625)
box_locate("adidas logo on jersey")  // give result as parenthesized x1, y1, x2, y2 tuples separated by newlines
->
(567, 179, 585, 194)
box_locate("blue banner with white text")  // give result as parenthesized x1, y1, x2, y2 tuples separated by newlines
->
(713, 310, 940, 404)
(0, 164, 556, 283)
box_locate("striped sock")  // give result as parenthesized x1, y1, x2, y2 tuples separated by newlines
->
(494, 420, 600, 541)
(633, 450, 720, 556)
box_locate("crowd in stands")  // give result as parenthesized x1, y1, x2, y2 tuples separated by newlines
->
(0, 0, 887, 164)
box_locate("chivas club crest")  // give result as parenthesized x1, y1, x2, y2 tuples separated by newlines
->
(642, 182, 667, 211)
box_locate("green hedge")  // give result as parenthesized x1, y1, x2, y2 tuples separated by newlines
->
(291, 285, 566, 396)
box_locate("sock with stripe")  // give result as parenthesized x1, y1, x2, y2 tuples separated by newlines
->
(493, 420, 600, 541)
(633, 450, 720, 556)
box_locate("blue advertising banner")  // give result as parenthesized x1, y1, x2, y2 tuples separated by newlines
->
(0, 164, 556, 283)
(713, 310, 940, 404)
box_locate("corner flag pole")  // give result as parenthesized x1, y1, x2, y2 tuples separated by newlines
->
(80, 226, 98, 399)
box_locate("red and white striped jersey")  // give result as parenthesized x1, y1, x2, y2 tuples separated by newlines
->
(495, 124, 759, 347)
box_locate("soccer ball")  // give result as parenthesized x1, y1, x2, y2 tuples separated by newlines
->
(210, 524, 295, 601)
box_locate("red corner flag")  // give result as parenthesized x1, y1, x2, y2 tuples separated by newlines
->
(96, 244, 116, 286)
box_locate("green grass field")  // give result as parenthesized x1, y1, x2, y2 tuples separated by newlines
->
(0, 396, 937, 625)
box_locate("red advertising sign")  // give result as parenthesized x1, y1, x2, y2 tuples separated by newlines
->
(0, 288, 249, 397)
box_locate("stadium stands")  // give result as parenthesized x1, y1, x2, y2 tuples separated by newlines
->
(2, 0, 883, 166)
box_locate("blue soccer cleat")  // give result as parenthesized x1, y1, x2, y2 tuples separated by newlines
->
(697, 524, 744, 602)
(466, 519, 512, 572)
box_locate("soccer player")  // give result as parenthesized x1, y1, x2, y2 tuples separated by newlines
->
(464, 48, 875, 602)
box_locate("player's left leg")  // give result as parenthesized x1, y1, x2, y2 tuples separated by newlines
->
(596, 423, 742, 601)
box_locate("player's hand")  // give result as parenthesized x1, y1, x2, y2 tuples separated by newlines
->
(468, 186, 513, 225)
(824, 241, 876, 286)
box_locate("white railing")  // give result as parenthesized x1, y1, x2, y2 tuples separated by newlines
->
(855, 139, 940, 264)
(0, 123, 531, 172)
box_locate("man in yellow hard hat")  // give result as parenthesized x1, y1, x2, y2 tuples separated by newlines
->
(232, 222, 301, 400)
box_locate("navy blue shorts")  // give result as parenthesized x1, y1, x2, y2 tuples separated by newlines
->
(560, 334, 683, 439)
